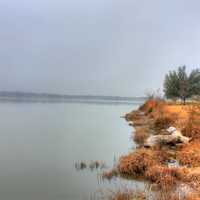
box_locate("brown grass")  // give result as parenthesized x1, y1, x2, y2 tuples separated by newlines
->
(139, 99, 165, 115)
(154, 191, 200, 200)
(185, 196, 200, 200)
(102, 169, 118, 180)
(177, 142, 200, 167)
(145, 165, 183, 190)
(118, 149, 155, 177)
(117, 148, 168, 178)
(117, 99, 200, 199)
(153, 116, 174, 130)
(100, 188, 146, 200)
(133, 127, 149, 144)
(108, 190, 145, 200)
(181, 104, 200, 139)
(125, 111, 143, 122)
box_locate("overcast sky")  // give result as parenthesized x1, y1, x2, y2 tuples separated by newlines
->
(0, 0, 200, 96)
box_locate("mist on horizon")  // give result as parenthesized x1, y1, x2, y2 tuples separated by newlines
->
(1, 0, 200, 96)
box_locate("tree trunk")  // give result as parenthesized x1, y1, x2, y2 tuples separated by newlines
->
(182, 97, 186, 105)
(144, 132, 190, 147)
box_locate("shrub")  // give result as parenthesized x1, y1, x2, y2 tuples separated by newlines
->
(177, 142, 200, 167)
(139, 99, 159, 113)
(133, 127, 149, 144)
(125, 111, 142, 121)
(117, 148, 167, 178)
(182, 104, 200, 139)
(145, 165, 180, 190)
(154, 116, 174, 130)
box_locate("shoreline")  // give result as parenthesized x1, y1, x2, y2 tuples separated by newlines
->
(105, 99, 200, 199)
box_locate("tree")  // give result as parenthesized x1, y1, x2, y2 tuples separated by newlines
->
(164, 66, 200, 104)
(188, 69, 200, 96)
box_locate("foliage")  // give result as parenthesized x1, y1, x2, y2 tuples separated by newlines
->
(164, 66, 200, 103)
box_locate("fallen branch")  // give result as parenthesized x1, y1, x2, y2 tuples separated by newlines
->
(144, 127, 190, 147)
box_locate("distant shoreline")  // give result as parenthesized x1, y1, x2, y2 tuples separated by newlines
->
(0, 91, 146, 104)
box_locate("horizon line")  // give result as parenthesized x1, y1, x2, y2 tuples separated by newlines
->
(0, 90, 146, 99)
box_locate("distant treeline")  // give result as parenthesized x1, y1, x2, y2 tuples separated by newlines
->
(0, 91, 146, 104)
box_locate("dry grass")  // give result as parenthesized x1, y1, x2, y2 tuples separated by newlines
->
(117, 148, 168, 178)
(133, 127, 149, 144)
(117, 99, 200, 199)
(125, 111, 143, 122)
(133, 118, 148, 126)
(153, 116, 174, 130)
(117, 149, 156, 177)
(154, 191, 200, 200)
(181, 104, 200, 139)
(102, 169, 118, 180)
(145, 165, 183, 190)
(177, 142, 200, 167)
(100, 184, 200, 200)
(139, 99, 165, 115)
(185, 196, 200, 200)
(99, 188, 146, 200)
(107, 190, 145, 200)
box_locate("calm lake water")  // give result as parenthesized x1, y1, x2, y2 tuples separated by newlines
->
(0, 100, 143, 200)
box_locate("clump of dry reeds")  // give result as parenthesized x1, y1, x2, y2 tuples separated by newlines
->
(154, 191, 200, 200)
(117, 148, 168, 178)
(126, 111, 142, 121)
(101, 188, 146, 200)
(133, 127, 149, 144)
(145, 165, 181, 190)
(153, 116, 174, 130)
(177, 142, 200, 167)
(139, 99, 165, 115)
(102, 168, 118, 180)
(182, 104, 200, 139)
(185, 195, 200, 200)
(118, 149, 156, 177)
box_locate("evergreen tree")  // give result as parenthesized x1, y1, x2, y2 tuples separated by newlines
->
(164, 66, 200, 104)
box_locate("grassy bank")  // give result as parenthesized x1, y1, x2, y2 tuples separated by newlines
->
(104, 99, 200, 200)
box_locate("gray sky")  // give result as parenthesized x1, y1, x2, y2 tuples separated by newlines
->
(0, 0, 200, 96)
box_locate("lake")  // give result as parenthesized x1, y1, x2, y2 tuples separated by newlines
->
(0, 99, 144, 200)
